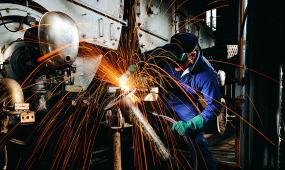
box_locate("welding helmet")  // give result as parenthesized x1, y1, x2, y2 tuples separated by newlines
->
(169, 32, 199, 64)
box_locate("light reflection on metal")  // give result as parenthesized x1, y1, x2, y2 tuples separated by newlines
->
(38, 11, 79, 66)
(73, 54, 103, 91)
(0, 78, 24, 109)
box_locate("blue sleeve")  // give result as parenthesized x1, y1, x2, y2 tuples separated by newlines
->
(200, 79, 221, 124)
(139, 44, 178, 63)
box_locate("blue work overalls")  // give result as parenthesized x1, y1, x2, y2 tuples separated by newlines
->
(163, 54, 221, 170)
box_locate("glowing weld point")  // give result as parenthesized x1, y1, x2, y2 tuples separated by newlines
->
(118, 65, 136, 91)
(118, 73, 130, 91)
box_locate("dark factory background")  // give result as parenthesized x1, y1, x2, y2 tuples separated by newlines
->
(0, 0, 284, 170)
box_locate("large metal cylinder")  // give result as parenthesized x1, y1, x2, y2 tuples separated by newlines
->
(38, 11, 79, 67)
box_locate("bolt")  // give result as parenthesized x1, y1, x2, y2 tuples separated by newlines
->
(83, 99, 89, 105)
(71, 100, 77, 106)
(65, 55, 71, 62)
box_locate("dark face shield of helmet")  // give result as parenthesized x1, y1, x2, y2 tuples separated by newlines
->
(175, 53, 188, 65)
(163, 43, 188, 66)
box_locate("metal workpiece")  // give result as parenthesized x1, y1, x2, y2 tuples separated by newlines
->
(105, 83, 168, 161)
(38, 11, 79, 66)
(32, 0, 124, 50)
(125, 97, 170, 160)
(106, 81, 168, 160)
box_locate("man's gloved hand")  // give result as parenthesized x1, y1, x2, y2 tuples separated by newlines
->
(171, 114, 204, 136)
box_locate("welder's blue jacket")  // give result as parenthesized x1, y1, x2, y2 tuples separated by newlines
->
(141, 46, 221, 130)
(141, 47, 221, 170)
(163, 52, 221, 127)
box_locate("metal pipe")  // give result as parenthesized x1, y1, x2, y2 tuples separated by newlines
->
(239, 0, 248, 82)
(0, 78, 24, 110)
(113, 129, 122, 170)
(3, 145, 8, 170)
(125, 98, 170, 160)
(239, 0, 248, 168)
(278, 65, 285, 169)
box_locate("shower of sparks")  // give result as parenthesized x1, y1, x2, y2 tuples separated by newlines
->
(0, 1, 278, 170)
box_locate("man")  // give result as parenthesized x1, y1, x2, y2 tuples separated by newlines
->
(142, 32, 221, 170)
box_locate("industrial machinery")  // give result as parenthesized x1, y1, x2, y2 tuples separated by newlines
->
(0, 1, 123, 169)
(104, 84, 168, 170)
(3, 0, 284, 170)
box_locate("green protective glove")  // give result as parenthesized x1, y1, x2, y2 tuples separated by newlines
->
(171, 114, 205, 136)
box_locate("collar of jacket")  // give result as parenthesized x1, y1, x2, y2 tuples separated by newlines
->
(189, 47, 203, 74)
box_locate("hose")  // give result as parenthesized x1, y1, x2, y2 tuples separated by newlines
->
(0, 12, 25, 32)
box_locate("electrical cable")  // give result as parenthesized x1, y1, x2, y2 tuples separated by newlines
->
(0, 12, 25, 32)
(0, 21, 17, 27)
